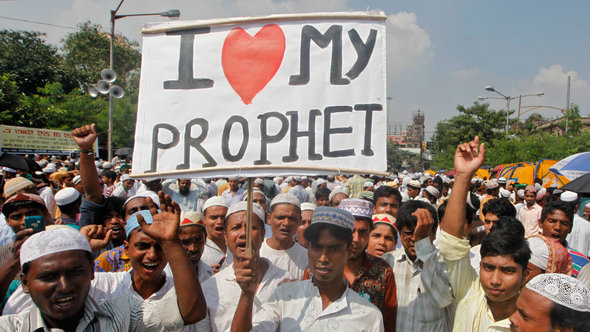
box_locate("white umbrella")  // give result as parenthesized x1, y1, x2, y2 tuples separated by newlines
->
(549, 152, 590, 180)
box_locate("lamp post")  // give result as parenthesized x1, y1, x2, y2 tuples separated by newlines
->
(477, 86, 543, 135)
(107, 0, 180, 161)
(514, 105, 565, 133)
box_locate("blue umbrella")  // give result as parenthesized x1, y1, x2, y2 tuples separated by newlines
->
(549, 152, 590, 180)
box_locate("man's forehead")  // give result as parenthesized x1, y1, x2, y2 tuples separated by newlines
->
(481, 255, 520, 267)
(30, 249, 89, 268)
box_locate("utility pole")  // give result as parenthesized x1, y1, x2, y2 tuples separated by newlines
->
(565, 75, 571, 135)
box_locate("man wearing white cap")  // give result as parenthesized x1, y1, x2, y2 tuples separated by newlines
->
(288, 176, 310, 203)
(509, 273, 590, 331)
(259, 193, 308, 279)
(295, 202, 316, 248)
(329, 186, 349, 207)
(230, 207, 384, 331)
(242, 188, 272, 239)
(111, 174, 137, 198)
(0, 204, 208, 330)
(406, 179, 422, 200)
(179, 211, 214, 283)
(197, 201, 292, 332)
(422, 185, 440, 206)
(517, 185, 542, 237)
(54, 187, 82, 227)
(479, 179, 500, 222)
(336, 198, 397, 332)
(201, 196, 232, 272)
(561, 191, 590, 257)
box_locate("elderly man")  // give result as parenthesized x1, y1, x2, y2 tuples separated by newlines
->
(230, 207, 384, 331)
(198, 201, 291, 332)
(259, 194, 308, 279)
(0, 199, 207, 330)
(509, 273, 590, 331)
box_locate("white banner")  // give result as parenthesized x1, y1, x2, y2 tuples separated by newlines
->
(132, 12, 387, 179)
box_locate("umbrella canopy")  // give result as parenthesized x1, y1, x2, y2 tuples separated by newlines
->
(549, 152, 590, 180)
(114, 147, 133, 156)
(0, 152, 42, 173)
(560, 172, 590, 194)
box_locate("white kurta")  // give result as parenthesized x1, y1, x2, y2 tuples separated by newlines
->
(259, 240, 308, 279)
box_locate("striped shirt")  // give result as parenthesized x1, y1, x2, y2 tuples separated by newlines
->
(382, 238, 454, 332)
(0, 288, 184, 331)
(567, 245, 590, 278)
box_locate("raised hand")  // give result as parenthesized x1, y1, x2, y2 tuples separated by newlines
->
(72, 123, 98, 150)
(136, 191, 181, 242)
(234, 253, 260, 297)
(413, 208, 435, 242)
(80, 224, 113, 252)
(454, 136, 485, 176)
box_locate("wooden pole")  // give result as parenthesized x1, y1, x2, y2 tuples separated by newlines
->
(245, 178, 254, 255)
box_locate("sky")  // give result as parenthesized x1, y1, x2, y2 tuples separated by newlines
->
(2, 0, 589, 138)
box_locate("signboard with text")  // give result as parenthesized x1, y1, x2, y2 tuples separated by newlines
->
(0, 125, 97, 155)
(132, 12, 387, 179)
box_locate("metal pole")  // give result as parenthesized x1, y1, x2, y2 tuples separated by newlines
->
(108, 11, 115, 162)
(565, 75, 571, 135)
(516, 95, 522, 133)
(505, 97, 511, 134)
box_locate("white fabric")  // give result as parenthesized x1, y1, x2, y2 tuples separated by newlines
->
(196, 259, 291, 332)
(270, 193, 301, 208)
(382, 239, 454, 332)
(203, 196, 229, 211)
(260, 240, 308, 279)
(37, 186, 57, 218)
(527, 236, 550, 270)
(251, 279, 384, 331)
(301, 202, 317, 211)
(225, 201, 265, 223)
(20, 227, 91, 267)
(0, 214, 15, 247)
(161, 179, 207, 212)
(54, 187, 80, 206)
(469, 244, 482, 275)
(526, 273, 590, 312)
(566, 214, 590, 257)
(201, 238, 232, 270)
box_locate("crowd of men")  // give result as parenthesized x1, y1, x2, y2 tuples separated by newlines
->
(0, 125, 588, 331)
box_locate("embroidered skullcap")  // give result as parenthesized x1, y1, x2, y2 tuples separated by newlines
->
(517, 189, 525, 199)
(55, 187, 81, 206)
(270, 193, 301, 209)
(560, 191, 578, 202)
(311, 206, 354, 231)
(72, 175, 82, 185)
(225, 201, 265, 223)
(126, 210, 154, 238)
(499, 188, 511, 199)
(425, 186, 440, 197)
(2, 193, 47, 217)
(338, 198, 373, 220)
(407, 180, 421, 189)
(20, 227, 91, 268)
(526, 273, 590, 312)
(204, 196, 229, 211)
(372, 213, 397, 229)
(363, 181, 374, 188)
(180, 211, 205, 229)
(536, 188, 547, 201)
(527, 235, 572, 275)
(301, 202, 317, 211)
(486, 179, 499, 189)
(329, 186, 349, 201)
(3, 177, 35, 198)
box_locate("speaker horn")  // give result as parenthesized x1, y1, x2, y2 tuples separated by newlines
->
(110, 85, 125, 99)
(87, 85, 99, 98)
(101, 69, 116, 83)
(96, 80, 110, 94)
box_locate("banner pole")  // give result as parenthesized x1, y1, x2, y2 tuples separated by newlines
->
(245, 178, 254, 256)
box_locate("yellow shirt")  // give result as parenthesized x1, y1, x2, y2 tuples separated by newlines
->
(438, 231, 511, 332)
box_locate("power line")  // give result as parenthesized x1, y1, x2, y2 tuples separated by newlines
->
(0, 16, 76, 30)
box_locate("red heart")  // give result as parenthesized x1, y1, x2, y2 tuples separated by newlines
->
(222, 24, 285, 105)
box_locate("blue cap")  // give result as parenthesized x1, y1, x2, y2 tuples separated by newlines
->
(125, 210, 154, 238)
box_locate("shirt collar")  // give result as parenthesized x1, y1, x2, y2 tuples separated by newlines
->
(26, 295, 100, 332)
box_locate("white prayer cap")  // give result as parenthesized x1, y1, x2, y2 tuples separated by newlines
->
(311, 206, 354, 231)
(425, 186, 440, 197)
(37, 160, 48, 167)
(42, 166, 56, 174)
(72, 175, 82, 185)
(270, 193, 301, 209)
(402, 177, 411, 186)
(407, 180, 421, 189)
(225, 201, 265, 223)
(534, 183, 542, 191)
(402, 170, 408, 175)
(203, 196, 229, 211)
(273, 176, 282, 183)
(498, 177, 507, 184)
(329, 186, 349, 201)
(486, 179, 499, 189)
(293, 176, 302, 183)
(363, 181, 374, 188)
(517, 189, 525, 199)
(102, 162, 112, 169)
(301, 202, 317, 211)
(20, 227, 91, 268)
(94, 161, 102, 168)
(123, 193, 159, 212)
(284, 176, 293, 183)
(585, 202, 590, 208)
(120, 174, 132, 182)
(527, 236, 550, 270)
(315, 179, 327, 186)
(55, 187, 81, 206)
(254, 178, 264, 185)
(499, 188, 511, 198)
(526, 273, 590, 312)
(560, 191, 578, 202)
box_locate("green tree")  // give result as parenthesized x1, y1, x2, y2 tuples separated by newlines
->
(0, 30, 61, 95)
(560, 103, 583, 135)
(387, 141, 416, 171)
(432, 102, 508, 168)
(0, 74, 20, 121)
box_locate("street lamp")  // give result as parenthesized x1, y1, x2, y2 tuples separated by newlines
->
(107, 0, 180, 161)
(478, 86, 543, 135)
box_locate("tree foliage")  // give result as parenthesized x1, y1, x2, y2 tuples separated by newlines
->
(387, 141, 417, 171)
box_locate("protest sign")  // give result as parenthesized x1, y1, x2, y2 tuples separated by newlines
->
(0, 125, 97, 155)
(132, 12, 387, 179)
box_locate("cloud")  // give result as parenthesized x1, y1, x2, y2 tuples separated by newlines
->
(527, 65, 590, 114)
(386, 12, 433, 75)
(451, 68, 483, 80)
